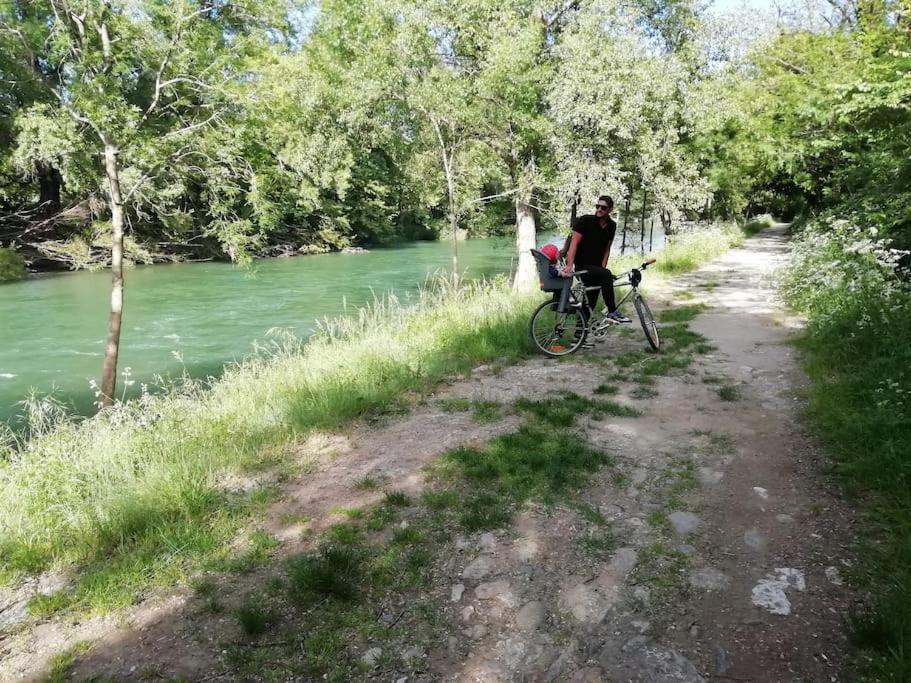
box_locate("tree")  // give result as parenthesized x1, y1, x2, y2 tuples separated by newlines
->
(1, 0, 288, 405)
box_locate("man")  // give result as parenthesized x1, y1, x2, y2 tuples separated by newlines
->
(562, 195, 631, 347)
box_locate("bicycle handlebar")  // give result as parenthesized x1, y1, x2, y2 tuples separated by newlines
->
(562, 259, 656, 280)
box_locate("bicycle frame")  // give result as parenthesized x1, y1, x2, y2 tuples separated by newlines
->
(568, 262, 651, 333)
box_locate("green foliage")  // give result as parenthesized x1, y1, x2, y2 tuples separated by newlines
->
(0, 247, 26, 282)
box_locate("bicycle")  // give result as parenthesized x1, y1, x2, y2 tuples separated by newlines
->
(528, 250, 660, 357)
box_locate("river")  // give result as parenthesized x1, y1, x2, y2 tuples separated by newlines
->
(0, 228, 664, 424)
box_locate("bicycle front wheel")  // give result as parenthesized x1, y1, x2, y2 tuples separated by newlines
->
(529, 300, 586, 357)
(634, 294, 660, 351)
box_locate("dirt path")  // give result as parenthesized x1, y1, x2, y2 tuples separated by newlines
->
(1, 226, 858, 682)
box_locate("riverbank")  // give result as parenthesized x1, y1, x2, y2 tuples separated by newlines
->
(0, 222, 748, 615)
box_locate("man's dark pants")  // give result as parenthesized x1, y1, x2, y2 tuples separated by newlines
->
(579, 266, 617, 316)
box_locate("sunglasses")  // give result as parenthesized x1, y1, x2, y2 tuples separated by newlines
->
(595, 204, 610, 211)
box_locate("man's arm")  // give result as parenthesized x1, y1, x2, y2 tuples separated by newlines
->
(602, 241, 612, 268)
(562, 232, 583, 275)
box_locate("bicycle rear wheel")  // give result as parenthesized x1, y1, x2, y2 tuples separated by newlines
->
(634, 294, 660, 351)
(529, 299, 586, 357)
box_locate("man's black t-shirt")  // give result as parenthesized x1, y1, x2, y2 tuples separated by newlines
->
(572, 214, 617, 266)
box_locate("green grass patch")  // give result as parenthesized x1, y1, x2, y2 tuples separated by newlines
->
(353, 476, 380, 491)
(593, 383, 619, 395)
(786, 287, 911, 679)
(515, 391, 640, 427)
(658, 303, 708, 323)
(741, 214, 775, 236)
(43, 641, 93, 682)
(235, 601, 275, 636)
(630, 385, 659, 400)
(382, 490, 410, 507)
(577, 527, 616, 559)
(716, 385, 742, 402)
(655, 224, 744, 276)
(439, 398, 503, 422)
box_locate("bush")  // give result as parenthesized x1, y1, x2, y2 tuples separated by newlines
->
(783, 218, 911, 679)
(0, 247, 26, 282)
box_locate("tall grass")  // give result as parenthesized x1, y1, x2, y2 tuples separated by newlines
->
(0, 276, 535, 582)
(654, 222, 747, 276)
(783, 219, 911, 680)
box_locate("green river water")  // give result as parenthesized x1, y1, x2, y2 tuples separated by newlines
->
(0, 238, 524, 423)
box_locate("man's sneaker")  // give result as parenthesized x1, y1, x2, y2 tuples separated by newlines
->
(579, 339, 595, 350)
(607, 311, 632, 324)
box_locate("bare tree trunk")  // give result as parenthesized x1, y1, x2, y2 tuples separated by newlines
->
(100, 138, 125, 407)
(640, 187, 648, 255)
(569, 184, 580, 228)
(649, 216, 655, 252)
(444, 167, 459, 278)
(660, 209, 673, 237)
(513, 189, 538, 293)
(620, 194, 632, 254)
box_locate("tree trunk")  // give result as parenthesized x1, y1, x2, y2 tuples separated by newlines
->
(512, 187, 538, 293)
(660, 209, 673, 236)
(100, 138, 125, 408)
(446, 171, 459, 279)
(640, 188, 648, 255)
(37, 162, 62, 215)
(620, 194, 632, 254)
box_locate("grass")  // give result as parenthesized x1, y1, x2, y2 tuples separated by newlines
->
(658, 303, 708, 323)
(514, 391, 640, 426)
(788, 289, 911, 679)
(219, 395, 619, 681)
(439, 398, 504, 423)
(716, 384, 742, 402)
(235, 602, 274, 636)
(655, 223, 746, 276)
(0, 276, 537, 609)
(741, 214, 775, 236)
(593, 383, 619, 395)
(630, 385, 659, 400)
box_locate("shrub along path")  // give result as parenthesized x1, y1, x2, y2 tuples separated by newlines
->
(5, 226, 858, 681)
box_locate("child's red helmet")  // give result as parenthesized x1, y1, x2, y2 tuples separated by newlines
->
(540, 243, 559, 263)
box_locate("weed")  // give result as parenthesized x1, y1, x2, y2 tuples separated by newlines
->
(235, 602, 274, 636)
(43, 641, 92, 683)
(659, 304, 708, 323)
(631, 385, 659, 400)
(421, 490, 460, 510)
(515, 391, 639, 427)
(27, 591, 71, 619)
(459, 489, 513, 531)
(578, 528, 616, 559)
(717, 385, 742, 402)
(0, 276, 536, 592)
(593, 383, 619, 395)
(383, 491, 410, 507)
(353, 476, 380, 491)
(573, 502, 609, 527)
(324, 523, 363, 546)
(471, 400, 503, 423)
(287, 544, 365, 604)
(438, 398, 471, 413)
